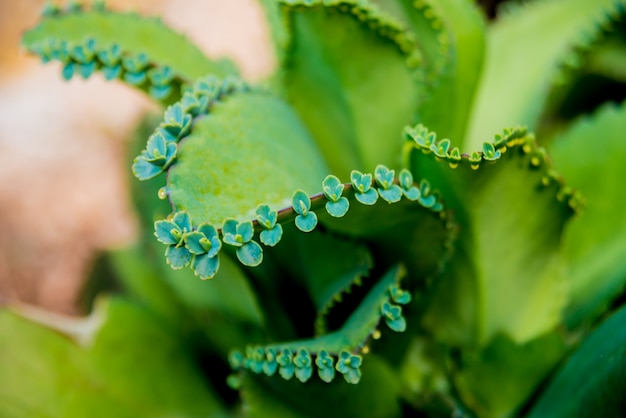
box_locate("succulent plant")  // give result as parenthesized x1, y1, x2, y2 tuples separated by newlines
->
(3, 0, 626, 416)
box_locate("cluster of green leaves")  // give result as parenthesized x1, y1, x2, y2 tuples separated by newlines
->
(4, 0, 626, 417)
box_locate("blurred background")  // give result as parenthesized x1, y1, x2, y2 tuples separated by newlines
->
(0, 0, 275, 314)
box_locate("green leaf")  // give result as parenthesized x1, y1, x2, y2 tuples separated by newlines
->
(389, 284, 412, 305)
(418, 0, 485, 144)
(351, 170, 379, 205)
(293, 349, 314, 383)
(0, 299, 228, 418)
(241, 354, 402, 418)
(373, 0, 485, 144)
(192, 252, 220, 280)
(102, 63, 122, 80)
(22, 7, 236, 88)
(165, 245, 191, 269)
(322, 174, 345, 201)
(281, 0, 421, 177)
(527, 304, 626, 418)
(292, 190, 319, 232)
(549, 102, 626, 327)
(277, 349, 296, 380)
(374, 165, 403, 203)
(294, 212, 318, 232)
(153, 219, 180, 245)
(325, 198, 350, 218)
(322, 176, 350, 216)
(381, 301, 407, 332)
(185, 224, 221, 256)
(335, 350, 363, 384)
(237, 240, 264, 267)
(255, 204, 278, 229)
(410, 129, 576, 344)
(259, 224, 284, 247)
(453, 332, 566, 418)
(123, 69, 147, 85)
(161, 102, 192, 139)
(166, 91, 328, 228)
(315, 350, 336, 383)
(465, 0, 621, 150)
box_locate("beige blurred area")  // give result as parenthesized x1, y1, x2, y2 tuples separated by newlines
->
(0, 0, 275, 313)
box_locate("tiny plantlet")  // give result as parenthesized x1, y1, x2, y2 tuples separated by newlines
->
(3, 0, 626, 416)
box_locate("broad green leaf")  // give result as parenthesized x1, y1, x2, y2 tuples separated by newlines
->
(453, 332, 566, 418)
(372, 0, 485, 143)
(124, 113, 265, 329)
(465, 0, 621, 150)
(166, 90, 328, 227)
(410, 132, 575, 345)
(415, 0, 485, 144)
(369, 0, 450, 82)
(22, 7, 236, 80)
(0, 299, 227, 418)
(549, 101, 626, 327)
(527, 304, 626, 418)
(282, 0, 421, 178)
(22, 6, 236, 102)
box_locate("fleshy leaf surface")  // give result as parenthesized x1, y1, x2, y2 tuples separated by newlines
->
(372, 0, 485, 143)
(282, 0, 421, 177)
(527, 304, 626, 417)
(22, 6, 236, 86)
(549, 101, 626, 327)
(409, 128, 576, 344)
(0, 299, 227, 418)
(465, 0, 622, 150)
(453, 332, 566, 418)
(166, 90, 328, 227)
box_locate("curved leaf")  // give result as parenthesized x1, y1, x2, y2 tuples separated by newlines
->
(453, 332, 566, 418)
(465, 0, 623, 150)
(415, 0, 485, 143)
(166, 89, 328, 227)
(281, 0, 422, 177)
(408, 126, 577, 345)
(0, 299, 228, 418)
(527, 304, 626, 418)
(22, 5, 236, 101)
(372, 0, 485, 143)
(549, 101, 626, 327)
